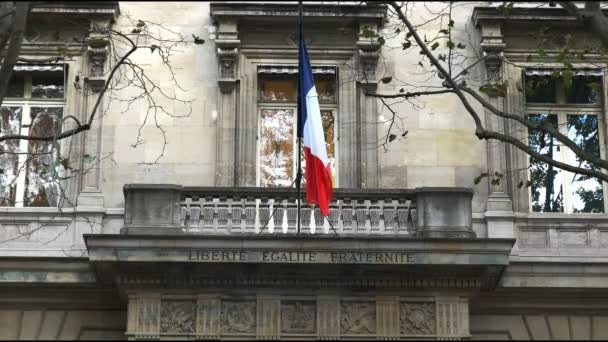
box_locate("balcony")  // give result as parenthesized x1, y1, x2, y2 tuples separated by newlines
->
(121, 184, 476, 238)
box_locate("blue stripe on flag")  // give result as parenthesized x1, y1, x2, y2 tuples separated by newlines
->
(297, 33, 315, 138)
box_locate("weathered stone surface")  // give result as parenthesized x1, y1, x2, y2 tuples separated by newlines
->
(281, 301, 316, 334)
(160, 300, 195, 334)
(340, 301, 376, 334)
(400, 302, 436, 335)
(222, 300, 256, 334)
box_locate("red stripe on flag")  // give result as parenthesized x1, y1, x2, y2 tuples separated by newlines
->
(304, 147, 333, 216)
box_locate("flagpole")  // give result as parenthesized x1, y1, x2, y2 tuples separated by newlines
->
(296, 0, 303, 235)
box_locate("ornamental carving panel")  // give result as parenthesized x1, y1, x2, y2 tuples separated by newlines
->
(400, 302, 436, 335)
(281, 301, 316, 333)
(340, 301, 376, 334)
(222, 300, 256, 334)
(160, 300, 195, 334)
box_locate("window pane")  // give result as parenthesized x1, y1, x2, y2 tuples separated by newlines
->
(24, 107, 63, 207)
(321, 109, 335, 170)
(31, 70, 64, 99)
(260, 109, 294, 187)
(0, 107, 23, 206)
(566, 114, 604, 212)
(566, 75, 602, 104)
(6, 71, 25, 98)
(259, 75, 296, 102)
(525, 75, 556, 103)
(315, 74, 336, 103)
(528, 114, 564, 212)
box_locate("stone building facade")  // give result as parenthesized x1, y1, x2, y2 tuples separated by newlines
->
(1, 1, 608, 340)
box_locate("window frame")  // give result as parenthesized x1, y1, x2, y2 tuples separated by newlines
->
(0, 66, 67, 208)
(255, 67, 339, 188)
(524, 71, 607, 213)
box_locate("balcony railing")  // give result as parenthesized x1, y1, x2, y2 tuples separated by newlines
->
(123, 185, 475, 238)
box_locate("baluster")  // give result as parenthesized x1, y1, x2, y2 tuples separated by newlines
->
(268, 199, 275, 234)
(287, 200, 298, 233)
(254, 199, 261, 234)
(189, 199, 201, 232)
(301, 207, 311, 234)
(281, 203, 289, 234)
(181, 197, 190, 229)
(342, 199, 353, 233)
(355, 200, 367, 233)
(369, 201, 381, 232)
(396, 199, 409, 235)
(383, 200, 396, 233)
(245, 197, 256, 233)
(217, 199, 229, 233)
(310, 209, 316, 234)
(329, 202, 340, 234)
(231, 198, 243, 233)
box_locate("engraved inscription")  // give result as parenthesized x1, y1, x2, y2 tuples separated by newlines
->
(281, 301, 316, 334)
(160, 301, 195, 334)
(340, 301, 376, 334)
(222, 300, 256, 334)
(400, 302, 435, 335)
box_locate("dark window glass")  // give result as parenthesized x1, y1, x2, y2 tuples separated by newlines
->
(566, 75, 602, 104)
(314, 74, 336, 103)
(525, 75, 556, 103)
(31, 70, 65, 99)
(259, 74, 297, 102)
(528, 114, 563, 212)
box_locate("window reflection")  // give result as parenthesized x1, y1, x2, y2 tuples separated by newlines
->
(31, 70, 65, 99)
(566, 115, 603, 212)
(0, 107, 22, 206)
(24, 107, 63, 207)
(260, 109, 295, 187)
(528, 114, 563, 212)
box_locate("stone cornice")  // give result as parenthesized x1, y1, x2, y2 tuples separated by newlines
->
(471, 6, 604, 27)
(210, 1, 386, 23)
(30, 1, 120, 19)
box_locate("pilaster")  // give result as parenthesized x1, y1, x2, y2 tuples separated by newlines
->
(479, 19, 515, 238)
(214, 17, 240, 186)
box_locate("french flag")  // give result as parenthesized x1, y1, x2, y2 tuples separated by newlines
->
(298, 32, 334, 217)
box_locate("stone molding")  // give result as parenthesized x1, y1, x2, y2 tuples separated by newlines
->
(126, 292, 469, 340)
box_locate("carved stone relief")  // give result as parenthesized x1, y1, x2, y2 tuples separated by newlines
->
(281, 301, 316, 334)
(160, 300, 195, 334)
(400, 302, 436, 335)
(340, 301, 376, 334)
(222, 300, 256, 334)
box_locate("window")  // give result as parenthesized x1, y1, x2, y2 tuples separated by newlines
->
(257, 66, 337, 187)
(0, 65, 66, 207)
(525, 68, 605, 213)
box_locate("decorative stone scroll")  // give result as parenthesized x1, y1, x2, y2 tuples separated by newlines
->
(84, 22, 110, 92)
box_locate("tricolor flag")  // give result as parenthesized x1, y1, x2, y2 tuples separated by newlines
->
(298, 31, 334, 217)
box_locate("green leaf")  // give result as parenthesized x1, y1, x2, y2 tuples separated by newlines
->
(418, 61, 424, 67)
(131, 28, 141, 34)
(438, 54, 446, 61)
(448, 20, 455, 28)
(136, 20, 146, 27)
(380, 76, 392, 84)
(406, 32, 413, 38)
(402, 41, 412, 50)
(456, 43, 466, 49)
(377, 36, 385, 45)
(446, 41, 455, 49)
(401, 130, 409, 137)
(439, 29, 449, 35)
(0, 168, 3, 175)
(399, 88, 404, 93)
(388, 134, 397, 142)
(394, 28, 401, 34)
(83, 154, 96, 164)
(431, 42, 440, 50)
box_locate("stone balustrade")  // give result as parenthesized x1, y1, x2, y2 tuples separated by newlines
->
(122, 184, 476, 238)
